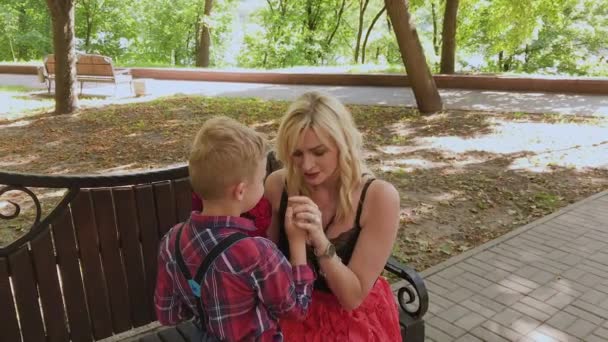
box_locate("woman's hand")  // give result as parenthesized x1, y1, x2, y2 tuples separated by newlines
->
(288, 196, 330, 253)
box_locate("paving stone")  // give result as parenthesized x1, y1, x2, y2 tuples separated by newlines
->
(528, 285, 559, 302)
(563, 306, 604, 325)
(454, 333, 484, 342)
(572, 300, 608, 320)
(460, 272, 494, 289)
(585, 335, 608, 342)
(481, 320, 523, 341)
(566, 318, 597, 338)
(591, 327, 608, 338)
(470, 326, 510, 342)
(491, 308, 523, 327)
(498, 278, 534, 294)
(426, 279, 452, 297)
(532, 324, 580, 342)
(510, 316, 541, 335)
(436, 265, 466, 280)
(429, 292, 456, 310)
(453, 312, 486, 331)
(445, 287, 475, 303)
(545, 311, 578, 331)
(436, 305, 471, 324)
(508, 274, 542, 291)
(428, 315, 467, 338)
(460, 299, 497, 318)
(511, 301, 551, 322)
(519, 296, 559, 316)
(494, 289, 524, 306)
(426, 324, 454, 342)
(580, 289, 608, 306)
(428, 275, 461, 291)
(525, 330, 561, 342)
(548, 280, 585, 299)
(452, 275, 485, 293)
(546, 292, 576, 310)
(470, 295, 507, 314)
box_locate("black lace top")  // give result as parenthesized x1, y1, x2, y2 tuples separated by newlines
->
(277, 178, 375, 292)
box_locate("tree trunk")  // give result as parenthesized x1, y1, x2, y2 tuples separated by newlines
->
(354, 0, 369, 63)
(46, 0, 78, 114)
(431, 1, 439, 56)
(439, 0, 459, 74)
(385, 0, 442, 114)
(196, 0, 213, 67)
(362, 6, 386, 64)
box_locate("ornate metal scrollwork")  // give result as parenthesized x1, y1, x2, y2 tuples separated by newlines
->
(0, 185, 42, 224)
(384, 256, 429, 319)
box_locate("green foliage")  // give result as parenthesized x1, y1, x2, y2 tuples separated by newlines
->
(0, 0, 606, 76)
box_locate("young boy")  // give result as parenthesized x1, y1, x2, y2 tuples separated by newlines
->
(154, 116, 313, 341)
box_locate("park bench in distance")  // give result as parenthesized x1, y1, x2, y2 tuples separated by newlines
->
(42, 53, 133, 96)
(0, 152, 428, 342)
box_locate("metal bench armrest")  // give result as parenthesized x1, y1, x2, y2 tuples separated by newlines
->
(385, 256, 429, 319)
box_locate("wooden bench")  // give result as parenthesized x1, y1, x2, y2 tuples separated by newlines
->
(43, 54, 133, 95)
(0, 153, 428, 342)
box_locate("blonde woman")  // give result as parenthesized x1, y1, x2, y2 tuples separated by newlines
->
(265, 92, 402, 341)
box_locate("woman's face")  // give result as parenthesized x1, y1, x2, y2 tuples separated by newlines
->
(292, 127, 339, 186)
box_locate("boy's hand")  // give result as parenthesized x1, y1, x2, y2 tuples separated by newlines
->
(285, 206, 307, 243)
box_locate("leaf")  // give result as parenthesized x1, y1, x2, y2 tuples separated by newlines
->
(439, 243, 453, 255)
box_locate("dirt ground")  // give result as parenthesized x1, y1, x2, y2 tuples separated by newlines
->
(1, 96, 607, 271)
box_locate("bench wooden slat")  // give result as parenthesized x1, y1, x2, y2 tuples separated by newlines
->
(9, 247, 46, 342)
(31, 229, 70, 342)
(92, 189, 133, 334)
(174, 178, 193, 222)
(72, 191, 114, 339)
(0, 257, 21, 342)
(135, 185, 161, 317)
(52, 209, 94, 341)
(153, 182, 177, 237)
(114, 187, 154, 326)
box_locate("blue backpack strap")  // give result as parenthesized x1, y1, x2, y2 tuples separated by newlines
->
(174, 223, 248, 325)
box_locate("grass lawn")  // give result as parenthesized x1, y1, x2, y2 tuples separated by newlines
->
(1, 95, 607, 270)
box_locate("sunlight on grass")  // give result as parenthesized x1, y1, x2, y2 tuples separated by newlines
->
(417, 118, 608, 172)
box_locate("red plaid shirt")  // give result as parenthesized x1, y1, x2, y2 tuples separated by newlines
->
(154, 213, 315, 341)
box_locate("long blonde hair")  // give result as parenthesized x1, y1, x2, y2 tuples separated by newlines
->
(276, 91, 365, 221)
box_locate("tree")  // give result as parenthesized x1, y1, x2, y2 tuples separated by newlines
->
(440, 0, 459, 73)
(361, 5, 386, 64)
(46, 0, 78, 114)
(196, 0, 213, 67)
(385, 0, 442, 114)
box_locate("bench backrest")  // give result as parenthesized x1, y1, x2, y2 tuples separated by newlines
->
(0, 169, 192, 341)
(44, 54, 115, 77)
(0, 153, 282, 342)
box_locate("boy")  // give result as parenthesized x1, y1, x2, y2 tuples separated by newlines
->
(154, 116, 313, 341)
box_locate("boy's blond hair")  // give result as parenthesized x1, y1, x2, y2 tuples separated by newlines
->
(189, 116, 268, 200)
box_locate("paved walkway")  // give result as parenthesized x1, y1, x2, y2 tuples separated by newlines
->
(2, 74, 608, 119)
(418, 190, 608, 341)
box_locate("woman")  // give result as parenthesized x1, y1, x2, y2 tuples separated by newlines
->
(265, 91, 402, 341)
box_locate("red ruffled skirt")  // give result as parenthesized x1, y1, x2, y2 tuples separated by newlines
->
(280, 277, 401, 342)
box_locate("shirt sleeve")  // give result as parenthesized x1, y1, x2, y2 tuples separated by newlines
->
(154, 234, 194, 325)
(251, 239, 316, 321)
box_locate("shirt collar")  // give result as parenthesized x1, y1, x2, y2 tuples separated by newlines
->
(190, 212, 257, 232)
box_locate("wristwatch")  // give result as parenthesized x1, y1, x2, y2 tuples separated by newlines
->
(315, 241, 336, 259)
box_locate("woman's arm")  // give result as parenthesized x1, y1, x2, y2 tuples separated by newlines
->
(293, 180, 400, 310)
(264, 169, 286, 243)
